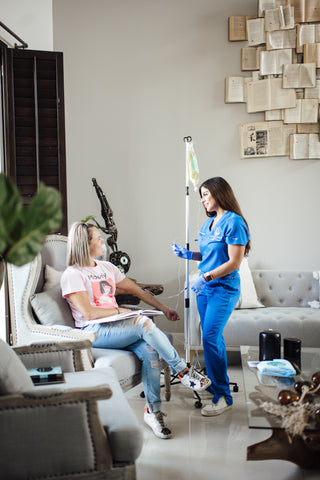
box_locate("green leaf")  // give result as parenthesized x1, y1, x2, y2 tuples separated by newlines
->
(0, 174, 23, 256)
(3, 181, 62, 266)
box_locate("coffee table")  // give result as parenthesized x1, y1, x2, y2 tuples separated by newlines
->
(241, 345, 320, 468)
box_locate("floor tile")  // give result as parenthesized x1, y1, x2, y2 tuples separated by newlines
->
(126, 365, 320, 480)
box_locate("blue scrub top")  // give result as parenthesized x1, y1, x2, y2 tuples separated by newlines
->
(198, 211, 249, 289)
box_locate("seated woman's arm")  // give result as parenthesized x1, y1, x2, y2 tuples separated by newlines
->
(116, 277, 180, 321)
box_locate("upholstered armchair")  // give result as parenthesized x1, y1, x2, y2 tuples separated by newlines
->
(7, 234, 172, 398)
(0, 338, 143, 479)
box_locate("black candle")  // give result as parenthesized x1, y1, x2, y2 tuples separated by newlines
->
(259, 330, 281, 361)
(283, 337, 301, 361)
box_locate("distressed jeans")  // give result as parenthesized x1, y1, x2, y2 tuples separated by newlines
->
(83, 315, 186, 412)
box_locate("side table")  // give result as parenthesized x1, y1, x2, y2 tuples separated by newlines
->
(241, 345, 320, 469)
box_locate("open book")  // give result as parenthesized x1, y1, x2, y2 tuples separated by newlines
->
(88, 309, 164, 325)
(264, 5, 294, 32)
(239, 121, 296, 158)
(246, 78, 296, 113)
(266, 28, 296, 50)
(228, 15, 255, 41)
(290, 133, 320, 159)
(287, 0, 320, 23)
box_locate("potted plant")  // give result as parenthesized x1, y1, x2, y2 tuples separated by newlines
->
(0, 172, 62, 288)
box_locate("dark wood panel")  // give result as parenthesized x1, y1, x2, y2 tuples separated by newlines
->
(1, 46, 68, 234)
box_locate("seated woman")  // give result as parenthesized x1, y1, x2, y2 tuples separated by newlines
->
(61, 222, 211, 439)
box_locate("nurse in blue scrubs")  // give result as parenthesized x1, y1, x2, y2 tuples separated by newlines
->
(172, 177, 250, 416)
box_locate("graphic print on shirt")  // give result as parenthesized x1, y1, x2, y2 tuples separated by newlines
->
(91, 278, 118, 308)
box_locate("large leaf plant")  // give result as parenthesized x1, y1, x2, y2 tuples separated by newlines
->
(0, 173, 62, 283)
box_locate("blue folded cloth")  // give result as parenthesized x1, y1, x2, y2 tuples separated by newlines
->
(256, 359, 296, 377)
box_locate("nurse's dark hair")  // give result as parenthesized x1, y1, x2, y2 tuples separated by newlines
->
(199, 177, 251, 255)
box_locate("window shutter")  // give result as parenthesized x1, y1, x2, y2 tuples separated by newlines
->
(1, 46, 68, 234)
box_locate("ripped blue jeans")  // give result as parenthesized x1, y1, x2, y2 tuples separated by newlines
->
(83, 315, 186, 412)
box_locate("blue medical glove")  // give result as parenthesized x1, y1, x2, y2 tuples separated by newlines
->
(191, 274, 207, 295)
(171, 243, 193, 260)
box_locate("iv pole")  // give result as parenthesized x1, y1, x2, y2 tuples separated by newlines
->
(183, 135, 192, 366)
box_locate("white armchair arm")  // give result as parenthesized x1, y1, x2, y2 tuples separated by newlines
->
(13, 340, 94, 372)
(0, 385, 113, 479)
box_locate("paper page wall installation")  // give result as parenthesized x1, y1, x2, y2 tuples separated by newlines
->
(296, 24, 320, 53)
(246, 77, 296, 112)
(228, 16, 256, 41)
(304, 43, 320, 67)
(239, 121, 296, 158)
(286, 0, 320, 24)
(260, 48, 292, 75)
(304, 79, 320, 101)
(225, 76, 252, 103)
(264, 5, 294, 31)
(283, 63, 316, 88)
(266, 27, 296, 50)
(297, 123, 320, 133)
(227, 0, 320, 159)
(265, 109, 284, 120)
(283, 98, 319, 123)
(241, 46, 265, 71)
(290, 133, 320, 158)
(247, 18, 266, 45)
(258, 0, 287, 17)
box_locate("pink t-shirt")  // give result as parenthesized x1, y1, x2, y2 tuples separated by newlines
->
(61, 260, 126, 327)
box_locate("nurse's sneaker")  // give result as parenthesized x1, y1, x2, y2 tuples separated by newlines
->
(179, 367, 211, 392)
(144, 408, 172, 439)
(201, 397, 232, 416)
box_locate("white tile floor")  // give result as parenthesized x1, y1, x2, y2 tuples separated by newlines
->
(126, 364, 320, 480)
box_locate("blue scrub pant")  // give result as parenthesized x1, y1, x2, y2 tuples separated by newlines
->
(197, 283, 240, 405)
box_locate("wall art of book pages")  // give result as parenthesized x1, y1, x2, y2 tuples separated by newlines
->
(226, 0, 320, 159)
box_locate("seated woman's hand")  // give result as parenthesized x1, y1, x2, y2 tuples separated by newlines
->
(163, 306, 180, 322)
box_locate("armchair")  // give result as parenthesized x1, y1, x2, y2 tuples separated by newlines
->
(7, 234, 171, 398)
(0, 338, 143, 479)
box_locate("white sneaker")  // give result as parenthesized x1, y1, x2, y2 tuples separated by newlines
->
(144, 408, 172, 439)
(201, 397, 232, 417)
(179, 367, 212, 392)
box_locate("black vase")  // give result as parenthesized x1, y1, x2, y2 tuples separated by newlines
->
(259, 330, 281, 361)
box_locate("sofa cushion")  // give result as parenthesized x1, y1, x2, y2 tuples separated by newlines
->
(0, 339, 34, 395)
(225, 307, 320, 348)
(30, 285, 75, 327)
(43, 264, 63, 290)
(93, 348, 141, 390)
(236, 258, 265, 309)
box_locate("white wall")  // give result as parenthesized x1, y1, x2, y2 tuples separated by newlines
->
(51, 0, 320, 332)
(0, 0, 53, 50)
(0, 0, 53, 340)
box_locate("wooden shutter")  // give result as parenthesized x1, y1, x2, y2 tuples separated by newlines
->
(1, 46, 67, 234)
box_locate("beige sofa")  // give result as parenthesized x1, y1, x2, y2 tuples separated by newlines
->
(187, 265, 320, 353)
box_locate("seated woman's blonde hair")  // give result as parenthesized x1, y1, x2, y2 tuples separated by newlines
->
(67, 222, 97, 267)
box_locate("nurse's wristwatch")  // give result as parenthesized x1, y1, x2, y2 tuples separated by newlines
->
(203, 272, 214, 282)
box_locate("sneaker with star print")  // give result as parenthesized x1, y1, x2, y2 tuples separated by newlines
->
(179, 367, 211, 392)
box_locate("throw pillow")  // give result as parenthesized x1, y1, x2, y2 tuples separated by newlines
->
(0, 339, 34, 395)
(30, 284, 75, 327)
(236, 258, 265, 309)
(43, 264, 63, 291)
